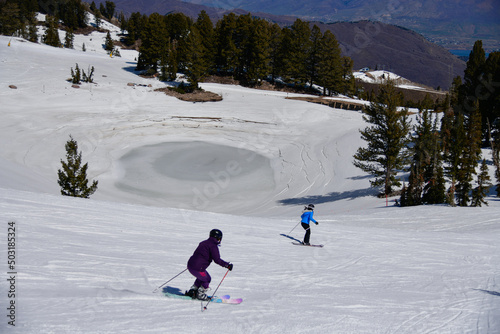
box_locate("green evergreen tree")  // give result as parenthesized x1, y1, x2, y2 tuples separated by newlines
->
(160, 39, 178, 81)
(118, 11, 126, 34)
(442, 110, 466, 206)
(104, 31, 114, 53)
(27, 12, 38, 43)
(401, 164, 423, 206)
(183, 26, 204, 89)
(482, 52, 500, 144)
(64, 28, 74, 48)
(353, 81, 412, 196)
(42, 15, 61, 47)
(58, 136, 98, 198)
(89, 1, 97, 13)
(193, 10, 215, 76)
(286, 19, 311, 86)
(268, 23, 283, 82)
(99, 3, 107, 20)
(422, 116, 446, 204)
(317, 30, 342, 95)
(234, 15, 270, 85)
(306, 25, 322, 89)
(136, 13, 167, 71)
(456, 101, 482, 206)
(0, 2, 21, 36)
(214, 13, 238, 76)
(104, 1, 115, 20)
(341, 56, 355, 96)
(471, 159, 491, 206)
(58, 0, 87, 30)
(71, 63, 81, 84)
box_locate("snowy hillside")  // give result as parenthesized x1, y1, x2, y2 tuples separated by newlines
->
(0, 24, 499, 333)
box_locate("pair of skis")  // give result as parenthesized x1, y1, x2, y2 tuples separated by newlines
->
(291, 241, 324, 247)
(162, 287, 242, 305)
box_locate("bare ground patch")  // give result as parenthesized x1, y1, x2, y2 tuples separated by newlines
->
(155, 87, 223, 102)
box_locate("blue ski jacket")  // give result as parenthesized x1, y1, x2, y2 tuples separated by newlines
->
(301, 210, 317, 225)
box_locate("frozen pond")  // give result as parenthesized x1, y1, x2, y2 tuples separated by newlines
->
(115, 141, 275, 212)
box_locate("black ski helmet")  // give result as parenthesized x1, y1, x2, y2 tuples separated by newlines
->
(307, 204, 315, 210)
(210, 229, 223, 242)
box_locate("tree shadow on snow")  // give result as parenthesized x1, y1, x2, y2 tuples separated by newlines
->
(474, 289, 500, 297)
(278, 187, 378, 206)
(122, 65, 141, 74)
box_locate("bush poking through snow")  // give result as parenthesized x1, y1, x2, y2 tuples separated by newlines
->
(70, 64, 95, 84)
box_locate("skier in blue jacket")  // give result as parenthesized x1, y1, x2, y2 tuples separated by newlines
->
(185, 229, 233, 300)
(301, 204, 318, 245)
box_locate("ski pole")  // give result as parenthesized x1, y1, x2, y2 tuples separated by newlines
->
(202, 269, 230, 311)
(287, 221, 301, 236)
(152, 268, 188, 293)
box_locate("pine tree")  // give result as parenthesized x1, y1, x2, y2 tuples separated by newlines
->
(104, 31, 114, 54)
(58, 136, 98, 198)
(71, 63, 81, 84)
(317, 30, 342, 95)
(64, 28, 74, 48)
(353, 81, 412, 196)
(0, 2, 21, 36)
(136, 13, 167, 71)
(246, 17, 271, 85)
(422, 116, 446, 204)
(160, 39, 178, 81)
(214, 13, 238, 76)
(471, 159, 491, 206)
(456, 101, 482, 206)
(482, 52, 500, 146)
(27, 13, 38, 43)
(401, 164, 423, 206)
(306, 25, 322, 90)
(183, 26, 204, 89)
(193, 10, 215, 77)
(42, 15, 61, 47)
(268, 23, 283, 83)
(286, 19, 311, 86)
(95, 10, 102, 29)
(442, 110, 466, 206)
(104, 1, 115, 20)
(489, 119, 500, 197)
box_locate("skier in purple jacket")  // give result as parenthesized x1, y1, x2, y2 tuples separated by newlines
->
(185, 229, 233, 300)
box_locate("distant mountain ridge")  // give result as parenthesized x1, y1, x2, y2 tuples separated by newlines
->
(185, 0, 500, 51)
(96, 0, 466, 89)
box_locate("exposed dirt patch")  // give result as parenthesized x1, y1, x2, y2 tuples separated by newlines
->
(155, 87, 223, 102)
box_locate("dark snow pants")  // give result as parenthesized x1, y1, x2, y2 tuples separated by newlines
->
(301, 223, 311, 244)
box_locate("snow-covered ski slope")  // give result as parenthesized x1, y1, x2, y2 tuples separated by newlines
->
(0, 30, 499, 333)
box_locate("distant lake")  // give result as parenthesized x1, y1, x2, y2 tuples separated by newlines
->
(449, 50, 471, 57)
(449, 50, 490, 58)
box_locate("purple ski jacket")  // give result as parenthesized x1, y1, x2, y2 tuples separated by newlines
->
(187, 237, 229, 272)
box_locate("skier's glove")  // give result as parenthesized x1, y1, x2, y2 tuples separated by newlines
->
(315, 222, 319, 225)
(227, 263, 233, 271)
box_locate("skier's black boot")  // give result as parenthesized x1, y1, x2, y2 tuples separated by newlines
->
(185, 285, 198, 299)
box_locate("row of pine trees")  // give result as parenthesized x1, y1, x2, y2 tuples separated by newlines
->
(1, 0, 354, 94)
(132, 11, 355, 94)
(354, 41, 500, 207)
